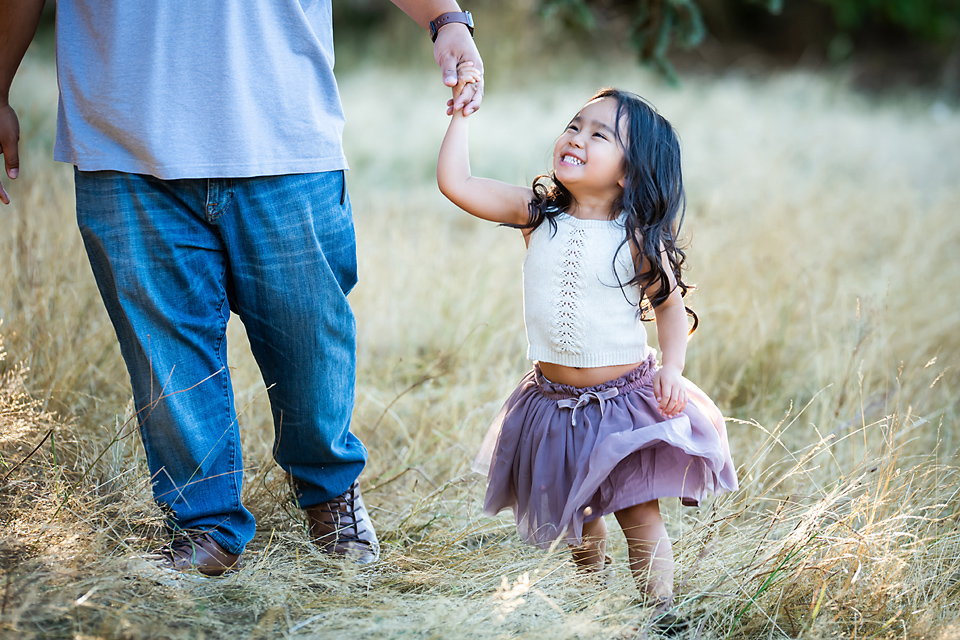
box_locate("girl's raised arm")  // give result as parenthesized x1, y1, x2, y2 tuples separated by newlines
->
(437, 80, 532, 226)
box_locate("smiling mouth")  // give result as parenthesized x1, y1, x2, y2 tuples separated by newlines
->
(561, 155, 584, 166)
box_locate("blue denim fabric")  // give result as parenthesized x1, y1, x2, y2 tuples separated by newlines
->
(75, 169, 367, 555)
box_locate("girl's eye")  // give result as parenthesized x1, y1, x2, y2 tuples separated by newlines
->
(567, 124, 579, 132)
(593, 132, 608, 140)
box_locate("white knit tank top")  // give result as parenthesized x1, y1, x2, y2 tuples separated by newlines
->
(523, 212, 651, 368)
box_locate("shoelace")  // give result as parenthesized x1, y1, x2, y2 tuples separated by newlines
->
(317, 484, 368, 542)
(164, 532, 213, 560)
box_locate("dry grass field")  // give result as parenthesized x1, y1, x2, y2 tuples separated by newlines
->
(1, 36, 960, 639)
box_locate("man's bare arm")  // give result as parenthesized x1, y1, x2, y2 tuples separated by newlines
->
(0, 0, 46, 204)
(389, 1, 484, 115)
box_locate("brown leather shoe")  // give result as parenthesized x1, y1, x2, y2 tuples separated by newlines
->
(305, 481, 380, 564)
(147, 530, 241, 577)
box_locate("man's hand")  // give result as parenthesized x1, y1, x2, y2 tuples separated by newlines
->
(434, 23, 483, 116)
(0, 103, 20, 205)
(1, 0, 46, 205)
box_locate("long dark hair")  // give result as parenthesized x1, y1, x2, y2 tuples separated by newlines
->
(515, 88, 697, 333)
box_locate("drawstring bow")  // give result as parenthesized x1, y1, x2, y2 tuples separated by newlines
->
(556, 387, 619, 426)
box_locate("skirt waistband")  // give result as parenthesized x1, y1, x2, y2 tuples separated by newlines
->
(533, 352, 658, 400)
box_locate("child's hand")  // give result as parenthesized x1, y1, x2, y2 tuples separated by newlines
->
(447, 62, 483, 116)
(652, 364, 687, 419)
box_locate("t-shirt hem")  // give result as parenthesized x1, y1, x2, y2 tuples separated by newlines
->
(54, 150, 349, 180)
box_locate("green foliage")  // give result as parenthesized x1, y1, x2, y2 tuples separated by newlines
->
(540, 0, 597, 30)
(747, 0, 783, 13)
(539, 0, 707, 79)
(813, 0, 960, 42)
(538, 0, 960, 79)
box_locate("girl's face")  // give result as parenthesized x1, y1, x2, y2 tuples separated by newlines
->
(553, 97, 627, 203)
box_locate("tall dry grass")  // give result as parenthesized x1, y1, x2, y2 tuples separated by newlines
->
(1, 35, 959, 639)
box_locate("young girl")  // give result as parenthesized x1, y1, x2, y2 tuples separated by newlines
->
(437, 72, 738, 609)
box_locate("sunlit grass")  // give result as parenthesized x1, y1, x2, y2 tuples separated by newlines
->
(1, 37, 959, 638)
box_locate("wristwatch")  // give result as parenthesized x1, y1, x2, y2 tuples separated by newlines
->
(429, 11, 474, 43)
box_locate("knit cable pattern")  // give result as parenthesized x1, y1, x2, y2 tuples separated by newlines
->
(549, 227, 586, 355)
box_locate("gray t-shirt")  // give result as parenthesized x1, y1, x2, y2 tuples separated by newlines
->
(54, 0, 347, 179)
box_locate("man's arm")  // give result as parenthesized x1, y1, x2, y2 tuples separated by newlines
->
(389, 1, 484, 115)
(0, 0, 46, 205)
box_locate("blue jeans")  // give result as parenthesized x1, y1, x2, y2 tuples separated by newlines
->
(75, 169, 367, 555)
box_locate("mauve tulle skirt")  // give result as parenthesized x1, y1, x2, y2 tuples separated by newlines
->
(473, 353, 738, 549)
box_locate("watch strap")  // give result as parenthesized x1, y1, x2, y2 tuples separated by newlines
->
(429, 11, 474, 43)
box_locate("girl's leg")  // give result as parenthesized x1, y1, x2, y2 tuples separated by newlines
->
(570, 516, 608, 572)
(615, 500, 674, 600)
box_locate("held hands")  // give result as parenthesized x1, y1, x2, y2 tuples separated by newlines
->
(447, 62, 482, 116)
(434, 23, 483, 116)
(652, 364, 687, 419)
(0, 103, 20, 205)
